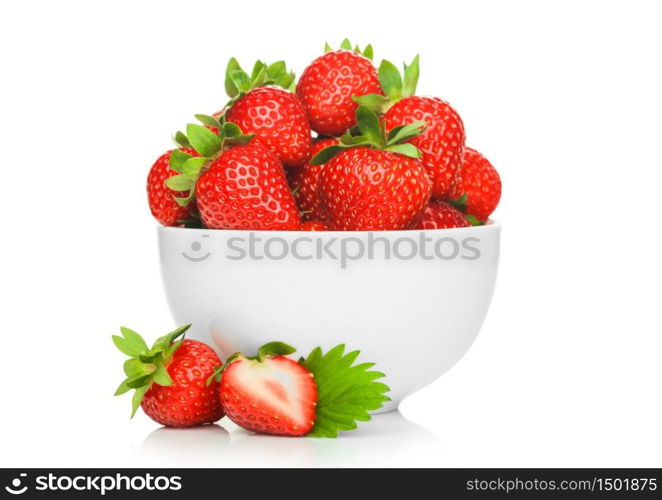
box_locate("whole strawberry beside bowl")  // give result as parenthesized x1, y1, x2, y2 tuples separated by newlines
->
(113, 324, 224, 427)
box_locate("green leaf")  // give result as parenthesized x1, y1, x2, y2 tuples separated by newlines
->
(152, 324, 191, 352)
(164, 174, 193, 192)
(186, 123, 221, 157)
(120, 327, 148, 350)
(182, 157, 208, 179)
(225, 134, 255, 146)
(384, 143, 422, 158)
(402, 54, 420, 97)
(225, 57, 242, 97)
(302, 344, 390, 438)
(173, 192, 194, 208)
(340, 38, 352, 50)
(340, 135, 371, 146)
(230, 69, 251, 95)
(355, 106, 382, 146)
(378, 60, 403, 101)
(131, 385, 149, 418)
(123, 358, 147, 377)
(286, 75, 297, 93)
(174, 131, 190, 148)
(466, 214, 484, 226)
(324, 42, 332, 52)
(363, 44, 374, 61)
(310, 145, 348, 165)
(194, 114, 221, 130)
(251, 60, 266, 81)
(386, 125, 406, 143)
(169, 149, 193, 172)
(267, 61, 286, 80)
(251, 63, 268, 88)
(222, 121, 243, 138)
(448, 194, 468, 212)
(164, 339, 184, 359)
(352, 94, 390, 114)
(114, 379, 131, 396)
(258, 341, 296, 360)
(386, 121, 426, 145)
(126, 373, 153, 389)
(112, 327, 148, 357)
(139, 351, 163, 364)
(153, 364, 173, 387)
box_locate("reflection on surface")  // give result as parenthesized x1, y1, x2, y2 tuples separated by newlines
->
(139, 412, 444, 467)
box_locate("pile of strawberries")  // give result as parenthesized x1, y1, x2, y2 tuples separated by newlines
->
(147, 40, 501, 232)
(114, 325, 389, 438)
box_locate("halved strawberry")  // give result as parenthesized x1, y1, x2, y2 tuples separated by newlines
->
(217, 343, 317, 437)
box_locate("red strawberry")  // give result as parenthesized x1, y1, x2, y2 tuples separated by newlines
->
(416, 200, 470, 230)
(450, 147, 501, 221)
(196, 140, 300, 230)
(355, 55, 465, 198)
(226, 87, 312, 167)
(384, 96, 465, 199)
(300, 221, 329, 231)
(113, 325, 224, 428)
(315, 106, 431, 230)
(219, 343, 317, 437)
(297, 45, 382, 136)
(320, 148, 431, 230)
(147, 148, 198, 226)
(288, 138, 339, 221)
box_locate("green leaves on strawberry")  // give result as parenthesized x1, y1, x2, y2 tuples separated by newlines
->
(310, 105, 426, 165)
(113, 324, 190, 417)
(324, 38, 374, 60)
(301, 344, 391, 438)
(113, 325, 225, 427)
(353, 54, 420, 114)
(225, 58, 296, 97)
(167, 119, 254, 208)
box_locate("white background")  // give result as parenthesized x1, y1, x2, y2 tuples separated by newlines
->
(1, 0, 661, 468)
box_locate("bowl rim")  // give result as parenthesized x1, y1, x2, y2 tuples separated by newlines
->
(157, 220, 500, 236)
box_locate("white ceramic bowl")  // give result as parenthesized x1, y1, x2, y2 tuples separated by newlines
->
(158, 223, 500, 412)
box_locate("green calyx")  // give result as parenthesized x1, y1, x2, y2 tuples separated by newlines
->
(324, 38, 373, 60)
(310, 105, 426, 165)
(447, 195, 485, 226)
(112, 324, 192, 417)
(447, 194, 468, 212)
(465, 214, 484, 226)
(205, 341, 296, 386)
(225, 58, 296, 98)
(169, 117, 254, 208)
(353, 54, 420, 113)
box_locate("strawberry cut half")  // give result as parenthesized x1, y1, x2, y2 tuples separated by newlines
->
(216, 343, 317, 436)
